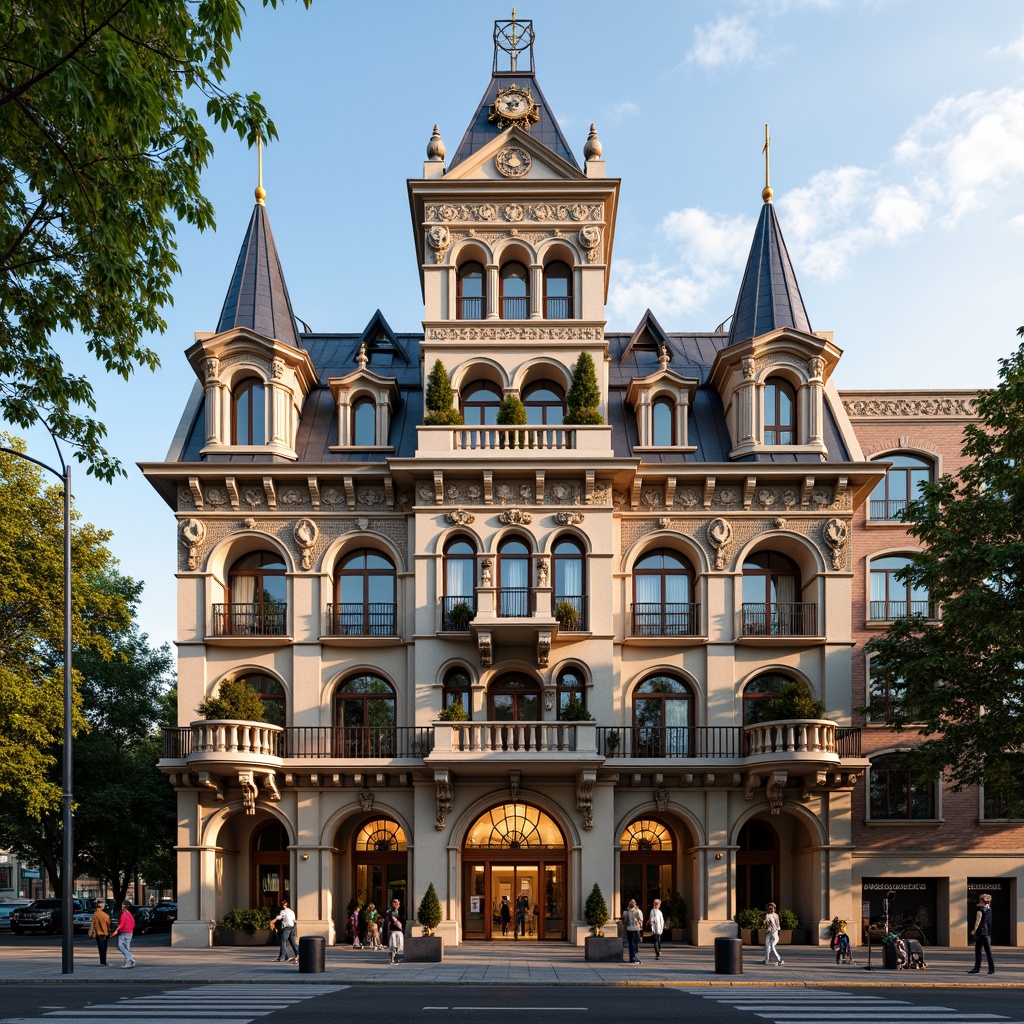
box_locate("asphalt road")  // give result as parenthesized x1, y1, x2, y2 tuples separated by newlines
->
(3, 984, 1024, 1024)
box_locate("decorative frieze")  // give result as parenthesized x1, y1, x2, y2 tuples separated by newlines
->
(842, 395, 977, 418)
(425, 325, 603, 342)
(425, 201, 602, 223)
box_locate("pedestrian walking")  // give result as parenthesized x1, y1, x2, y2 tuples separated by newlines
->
(762, 902, 784, 966)
(386, 898, 404, 964)
(365, 903, 382, 950)
(623, 898, 643, 964)
(500, 895, 511, 936)
(110, 901, 136, 969)
(514, 893, 529, 938)
(968, 892, 995, 975)
(349, 904, 362, 948)
(270, 900, 299, 962)
(647, 898, 664, 960)
(88, 900, 111, 967)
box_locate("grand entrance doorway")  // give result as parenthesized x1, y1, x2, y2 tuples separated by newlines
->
(462, 802, 566, 941)
(620, 817, 675, 918)
(353, 818, 407, 913)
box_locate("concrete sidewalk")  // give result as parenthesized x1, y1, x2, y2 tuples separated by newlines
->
(0, 940, 1017, 986)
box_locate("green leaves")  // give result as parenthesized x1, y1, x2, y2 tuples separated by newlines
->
(0, 1, 310, 480)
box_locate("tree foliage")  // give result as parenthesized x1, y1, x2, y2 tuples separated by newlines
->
(866, 337, 1024, 791)
(746, 681, 826, 724)
(584, 882, 609, 934)
(197, 677, 265, 722)
(565, 351, 603, 425)
(0, 0, 311, 481)
(423, 359, 463, 426)
(416, 881, 443, 934)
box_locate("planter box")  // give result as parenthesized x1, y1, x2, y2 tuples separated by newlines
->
(213, 928, 272, 947)
(670, 927, 687, 943)
(585, 935, 624, 961)
(404, 935, 444, 962)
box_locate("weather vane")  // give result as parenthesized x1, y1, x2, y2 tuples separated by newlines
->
(493, 9, 535, 74)
(761, 124, 772, 203)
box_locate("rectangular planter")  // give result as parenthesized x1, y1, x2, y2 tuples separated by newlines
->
(404, 935, 444, 962)
(213, 928, 272, 947)
(585, 935, 624, 961)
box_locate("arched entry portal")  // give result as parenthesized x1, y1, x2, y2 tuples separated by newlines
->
(252, 821, 290, 914)
(462, 802, 566, 941)
(736, 819, 780, 910)
(620, 817, 675, 916)
(353, 818, 407, 913)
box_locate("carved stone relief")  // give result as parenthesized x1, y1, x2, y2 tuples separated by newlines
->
(707, 518, 734, 570)
(498, 508, 533, 525)
(293, 518, 319, 570)
(426, 202, 601, 223)
(553, 511, 584, 526)
(179, 518, 206, 570)
(446, 509, 476, 526)
(822, 517, 849, 571)
(842, 396, 977, 418)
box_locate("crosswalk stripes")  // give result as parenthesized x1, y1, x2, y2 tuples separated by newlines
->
(2, 983, 342, 1024)
(674, 988, 1024, 1024)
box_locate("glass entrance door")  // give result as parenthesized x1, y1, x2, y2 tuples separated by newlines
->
(462, 861, 564, 940)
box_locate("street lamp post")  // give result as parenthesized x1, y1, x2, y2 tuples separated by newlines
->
(0, 437, 73, 974)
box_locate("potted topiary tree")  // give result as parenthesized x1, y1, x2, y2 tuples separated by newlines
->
(405, 883, 444, 961)
(559, 693, 593, 721)
(445, 600, 473, 632)
(584, 883, 621, 961)
(437, 697, 468, 722)
(423, 359, 464, 426)
(564, 352, 604, 425)
(746, 682, 826, 724)
(779, 907, 804, 945)
(735, 906, 765, 946)
(496, 393, 527, 448)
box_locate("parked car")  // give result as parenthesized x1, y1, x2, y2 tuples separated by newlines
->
(72, 908, 94, 934)
(0, 900, 32, 930)
(151, 900, 177, 930)
(10, 898, 88, 935)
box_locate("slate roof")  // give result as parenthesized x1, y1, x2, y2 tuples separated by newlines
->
(216, 202, 302, 349)
(728, 199, 811, 346)
(448, 73, 579, 171)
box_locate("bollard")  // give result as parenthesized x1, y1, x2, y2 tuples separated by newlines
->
(714, 936, 743, 974)
(298, 935, 325, 973)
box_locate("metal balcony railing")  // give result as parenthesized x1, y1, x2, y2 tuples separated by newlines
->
(210, 603, 287, 636)
(869, 498, 911, 520)
(498, 587, 531, 618)
(630, 602, 700, 637)
(869, 599, 935, 621)
(554, 595, 587, 631)
(326, 602, 396, 637)
(440, 595, 477, 631)
(162, 725, 433, 760)
(502, 296, 528, 319)
(459, 296, 484, 319)
(740, 602, 817, 637)
(597, 726, 744, 759)
(545, 296, 570, 318)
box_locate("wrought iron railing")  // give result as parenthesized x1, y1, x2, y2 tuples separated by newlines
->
(740, 602, 817, 636)
(597, 726, 744, 759)
(869, 498, 910, 521)
(554, 594, 588, 631)
(835, 727, 862, 757)
(326, 602, 396, 637)
(210, 603, 287, 636)
(545, 296, 570, 318)
(440, 595, 477, 631)
(630, 602, 700, 637)
(459, 296, 484, 319)
(503, 296, 528, 319)
(498, 587, 531, 618)
(868, 599, 935, 621)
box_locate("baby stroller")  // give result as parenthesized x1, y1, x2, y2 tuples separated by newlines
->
(832, 931, 855, 965)
(904, 937, 927, 969)
(893, 936, 909, 969)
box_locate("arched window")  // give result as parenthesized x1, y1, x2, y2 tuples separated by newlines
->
(869, 752, 935, 819)
(500, 261, 529, 319)
(742, 551, 810, 636)
(458, 261, 485, 319)
(553, 536, 585, 630)
(461, 381, 502, 425)
(763, 377, 795, 445)
(220, 550, 287, 635)
(442, 537, 476, 630)
(869, 555, 932, 621)
(333, 549, 396, 636)
(523, 379, 564, 425)
(652, 397, 675, 446)
(442, 667, 473, 718)
(633, 674, 693, 757)
(246, 673, 286, 727)
(555, 666, 586, 719)
(543, 261, 573, 318)
(232, 377, 266, 445)
(632, 549, 696, 636)
(333, 674, 396, 757)
(869, 453, 932, 521)
(498, 536, 531, 617)
(742, 672, 803, 725)
(488, 673, 540, 721)
(352, 397, 376, 447)
(353, 818, 407, 917)
(736, 820, 778, 911)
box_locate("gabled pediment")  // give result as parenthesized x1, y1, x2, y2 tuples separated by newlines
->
(441, 125, 586, 183)
(355, 310, 409, 365)
(622, 309, 671, 362)
(708, 326, 842, 394)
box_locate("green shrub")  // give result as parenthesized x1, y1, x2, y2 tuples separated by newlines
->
(779, 908, 799, 930)
(197, 677, 265, 722)
(416, 882, 443, 935)
(496, 394, 527, 447)
(221, 906, 270, 935)
(746, 682, 826, 724)
(584, 883, 609, 935)
(554, 600, 580, 629)
(445, 600, 472, 631)
(559, 693, 593, 721)
(664, 891, 688, 929)
(423, 359, 463, 425)
(565, 352, 603, 425)
(438, 697, 468, 721)
(734, 907, 765, 930)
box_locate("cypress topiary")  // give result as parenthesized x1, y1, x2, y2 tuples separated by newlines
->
(565, 351, 603, 425)
(423, 358, 463, 425)
(416, 882, 443, 935)
(496, 393, 527, 448)
(585, 882, 609, 935)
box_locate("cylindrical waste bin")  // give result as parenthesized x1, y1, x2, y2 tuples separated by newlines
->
(714, 936, 743, 974)
(298, 935, 325, 973)
(882, 940, 898, 970)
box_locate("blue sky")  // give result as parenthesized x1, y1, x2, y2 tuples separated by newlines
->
(20, 0, 1024, 655)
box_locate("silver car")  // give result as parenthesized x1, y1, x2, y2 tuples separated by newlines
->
(0, 901, 31, 930)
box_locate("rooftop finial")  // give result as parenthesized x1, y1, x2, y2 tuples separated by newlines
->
(583, 123, 602, 161)
(357, 342, 368, 370)
(255, 133, 266, 206)
(493, 10, 535, 73)
(761, 123, 772, 204)
(427, 124, 446, 162)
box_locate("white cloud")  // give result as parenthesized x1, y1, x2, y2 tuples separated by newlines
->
(687, 16, 757, 68)
(608, 101, 641, 122)
(993, 25, 1024, 59)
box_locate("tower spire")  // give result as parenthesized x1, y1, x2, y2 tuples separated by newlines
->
(761, 124, 772, 204)
(255, 134, 266, 206)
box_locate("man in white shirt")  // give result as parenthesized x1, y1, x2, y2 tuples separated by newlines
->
(648, 898, 665, 960)
(270, 900, 299, 962)
(386, 898, 404, 965)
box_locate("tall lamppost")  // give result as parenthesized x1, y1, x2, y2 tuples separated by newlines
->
(0, 432, 73, 974)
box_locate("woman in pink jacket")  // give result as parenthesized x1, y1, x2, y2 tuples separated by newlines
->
(110, 902, 136, 969)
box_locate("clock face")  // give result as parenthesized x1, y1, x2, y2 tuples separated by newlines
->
(497, 89, 531, 118)
(489, 86, 540, 129)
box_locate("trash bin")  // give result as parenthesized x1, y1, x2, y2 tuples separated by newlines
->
(298, 935, 325, 973)
(714, 936, 743, 974)
(882, 940, 898, 970)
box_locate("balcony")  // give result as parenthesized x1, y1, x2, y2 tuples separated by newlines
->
(208, 603, 290, 646)
(739, 602, 820, 642)
(440, 595, 477, 632)
(554, 595, 588, 632)
(629, 602, 701, 639)
(868, 599, 936, 622)
(325, 602, 397, 637)
(428, 721, 599, 774)
(415, 423, 613, 457)
(869, 498, 911, 521)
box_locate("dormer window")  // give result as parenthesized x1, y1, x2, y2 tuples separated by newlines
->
(544, 261, 573, 318)
(652, 397, 674, 446)
(232, 377, 266, 445)
(458, 261, 485, 320)
(764, 377, 795, 445)
(626, 375, 698, 452)
(500, 261, 529, 319)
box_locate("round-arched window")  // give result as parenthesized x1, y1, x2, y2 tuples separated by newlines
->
(464, 802, 564, 850)
(500, 261, 529, 319)
(488, 672, 540, 721)
(461, 381, 502, 425)
(523, 379, 564, 425)
(232, 377, 266, 445)
(334, 675, 396, 756)
(224, 550, 286, 635)
(458, 261, 485, 319)
(498, 536, 530, 617)
(353, 397, 376, 447)
(764, 377, 795, 445)
(553, 536, 585, 630)
(442, 667, 472, 718)
(633, 674, 693, 756)
(334, 549, 396, 636)
(633, 549, 695, 636)
(543, 261, 573, 319)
